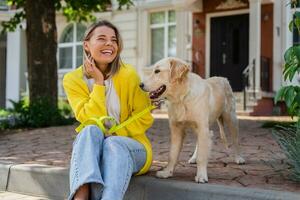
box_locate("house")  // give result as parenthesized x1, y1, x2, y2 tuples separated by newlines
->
(0, 0, 298, 115)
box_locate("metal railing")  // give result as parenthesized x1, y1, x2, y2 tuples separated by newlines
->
(242, 59, 256, 111)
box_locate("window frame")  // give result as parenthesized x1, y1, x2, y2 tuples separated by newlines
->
(0, 0, 8, 10)
(58, 23, 85, 73)
(149, 10, 176, 65)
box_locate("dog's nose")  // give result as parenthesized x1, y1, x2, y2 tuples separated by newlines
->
(139, 83, 144, 89)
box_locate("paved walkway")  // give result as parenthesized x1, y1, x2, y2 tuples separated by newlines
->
(0, 115, 299, 193)
(0, 191, 50, 199)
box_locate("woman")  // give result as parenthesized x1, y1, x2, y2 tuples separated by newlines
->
(63, 20, 154, 200)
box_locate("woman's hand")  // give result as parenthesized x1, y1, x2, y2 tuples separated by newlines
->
(84, 56, 104, 85)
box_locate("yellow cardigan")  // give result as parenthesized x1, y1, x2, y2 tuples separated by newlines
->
(63, 64, 154, 175)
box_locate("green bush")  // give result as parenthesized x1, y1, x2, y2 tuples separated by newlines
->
(273, 0, 300, 182)
(0, 98, 75, 130)
(273, 125, 300, 181)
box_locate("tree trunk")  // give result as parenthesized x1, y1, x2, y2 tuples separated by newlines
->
(25, 0, 57, 107)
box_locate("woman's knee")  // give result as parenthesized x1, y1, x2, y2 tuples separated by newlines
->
(103, 136, 126, 152)
(78, 125, 104, 141)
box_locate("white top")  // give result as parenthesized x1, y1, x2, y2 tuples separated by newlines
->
(84, 76, 121, 124)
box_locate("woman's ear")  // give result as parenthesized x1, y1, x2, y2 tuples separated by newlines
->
(83, 41, 90, 53)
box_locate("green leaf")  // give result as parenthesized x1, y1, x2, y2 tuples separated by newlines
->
(289, 20, 295, 32)
(293, 45, 300, 61)
(295, 17, 300, 32)
(295, 11, 300, 18)
(1, 11, 26, 34)
(284, 46, 294, 62)
(286, 87, 296, 108)
(275, 87, 287, 103)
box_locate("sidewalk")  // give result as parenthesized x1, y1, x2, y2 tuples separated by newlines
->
(0, 191, 50, 200)
(0, 115, 299, 199)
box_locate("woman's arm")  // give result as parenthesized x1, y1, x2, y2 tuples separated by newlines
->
(116, 71, 154, 137)
(63, 73, 107, 123)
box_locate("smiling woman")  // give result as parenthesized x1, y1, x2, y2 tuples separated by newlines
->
(63, 20, 154, 200)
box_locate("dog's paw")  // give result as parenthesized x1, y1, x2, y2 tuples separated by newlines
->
(195, 175, 208, 183)
(156, 170, 173, 179)
(188, 157, 197, 164)
(235, 156, 245, 165)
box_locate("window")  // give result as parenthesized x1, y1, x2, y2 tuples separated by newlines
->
(150, 10, 176, 64)
(58, 23, 86, 70)
(0, 0, 8, 10)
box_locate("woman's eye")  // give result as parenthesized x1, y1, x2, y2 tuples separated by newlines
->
(98, 38, 106, 41)
(154, 69, 160, 74)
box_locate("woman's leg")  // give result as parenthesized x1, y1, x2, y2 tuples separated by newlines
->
(68, 125, 105, 200)
(101, 136, 146, 200)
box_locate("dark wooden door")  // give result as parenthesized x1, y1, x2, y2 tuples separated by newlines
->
(210, 14, 249, 91)
(0, 34, 6, 108)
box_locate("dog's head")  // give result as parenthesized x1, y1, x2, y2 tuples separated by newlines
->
(140, 57, 190, 100)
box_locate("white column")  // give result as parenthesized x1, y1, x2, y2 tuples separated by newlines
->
(281, 0, 299, 86)
(249, 0, 261, 91)
(176, 10, 192, 63)
(272, 0, 283, 91)
(5, 28, 26, 108)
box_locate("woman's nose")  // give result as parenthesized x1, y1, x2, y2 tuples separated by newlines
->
(105, 40, 112, 46)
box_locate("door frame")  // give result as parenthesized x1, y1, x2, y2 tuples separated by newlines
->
(205, 9, 249, 79)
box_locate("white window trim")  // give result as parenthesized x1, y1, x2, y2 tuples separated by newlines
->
(149, 10, 176, 65)
(58, 23, 83, 72)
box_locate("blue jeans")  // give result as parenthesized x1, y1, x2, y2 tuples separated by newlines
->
(68, 125, 146, 200)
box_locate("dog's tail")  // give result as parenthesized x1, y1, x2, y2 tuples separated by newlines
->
(222, 78, 236, 113)
(220, 78, 237, 149)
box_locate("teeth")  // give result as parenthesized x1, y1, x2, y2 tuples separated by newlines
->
(101, 50, 113, 54)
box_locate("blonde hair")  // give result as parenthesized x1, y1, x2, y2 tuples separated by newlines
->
(83, 20, 123, 77)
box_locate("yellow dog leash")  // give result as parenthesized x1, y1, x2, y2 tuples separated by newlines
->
(75, 105, 157, 136)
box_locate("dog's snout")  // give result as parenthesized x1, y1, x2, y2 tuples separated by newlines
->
(139, 82, 145, 89)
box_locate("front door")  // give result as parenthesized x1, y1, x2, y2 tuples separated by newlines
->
(0, 34, 6, 108)
(210, 14, 249, 91)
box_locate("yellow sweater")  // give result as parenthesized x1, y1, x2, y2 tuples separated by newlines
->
(63, 64, 154, 175)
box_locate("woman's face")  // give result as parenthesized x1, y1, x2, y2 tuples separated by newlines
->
(84, 26, 119, 67)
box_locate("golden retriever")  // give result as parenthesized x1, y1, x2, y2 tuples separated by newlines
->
(140, 57, 245, 183)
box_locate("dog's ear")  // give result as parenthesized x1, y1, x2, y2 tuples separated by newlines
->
(170, 59, 190, 83)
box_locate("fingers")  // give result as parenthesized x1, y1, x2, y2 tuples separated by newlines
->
(84, 60, 93, 78)
(152, 99, 164, 107)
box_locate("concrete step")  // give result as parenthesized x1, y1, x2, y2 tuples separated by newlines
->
(0, 191, 50, 200)
(1, 163, 299, 200)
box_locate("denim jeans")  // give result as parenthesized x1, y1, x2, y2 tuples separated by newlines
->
(68, 125, 146, 200)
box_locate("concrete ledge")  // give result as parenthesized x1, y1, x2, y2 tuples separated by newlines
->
(0, 162, 14, 191)
(1, 162, 299, 200)
(131, 176, 300, 200)
(7, 164, 69, 200)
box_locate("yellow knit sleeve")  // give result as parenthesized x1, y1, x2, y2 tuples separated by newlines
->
(116, 70, 154, 137)
(63, 73, 108, 123)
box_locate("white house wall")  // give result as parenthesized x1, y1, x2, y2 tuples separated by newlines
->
(5, 28, 27, 107)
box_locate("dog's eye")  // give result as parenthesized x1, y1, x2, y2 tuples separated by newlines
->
(154, 69, 160, 74)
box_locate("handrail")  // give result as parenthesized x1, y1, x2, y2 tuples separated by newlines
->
(242, 59, 256, 111)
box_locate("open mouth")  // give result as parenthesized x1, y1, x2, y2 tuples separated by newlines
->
(149, 85, 166, 99)
(101, 49, 113, 55)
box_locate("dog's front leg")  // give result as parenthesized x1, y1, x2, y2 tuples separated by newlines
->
(156, 123, 184, 179)
(195, 126, 211, 183)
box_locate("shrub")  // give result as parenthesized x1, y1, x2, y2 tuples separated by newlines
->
(273, 0, 300, 182)
(273, 125, 300, 181)
(0, 97, 75, 130)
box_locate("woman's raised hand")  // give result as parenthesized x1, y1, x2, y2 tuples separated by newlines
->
(84, 55, 104, 85)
